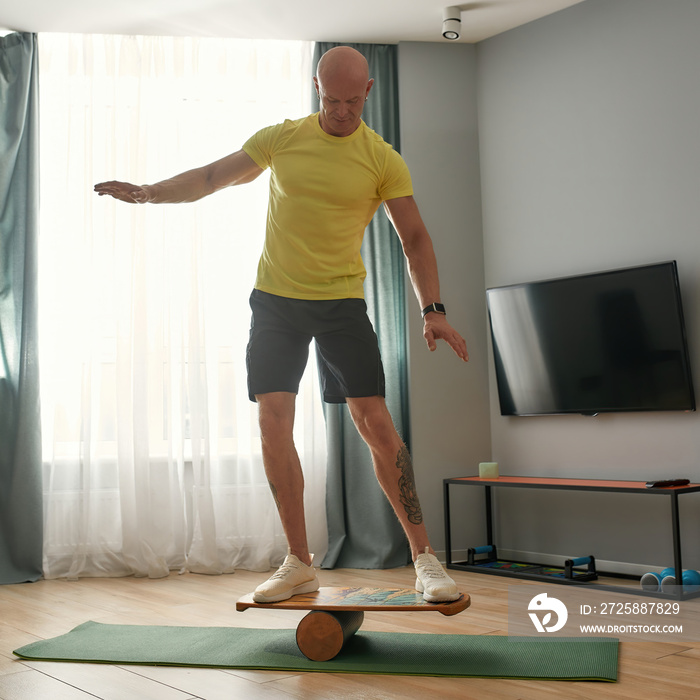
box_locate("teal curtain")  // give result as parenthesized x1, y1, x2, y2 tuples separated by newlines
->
(312, 43, 411, 569)
(0, 33, 43, 584)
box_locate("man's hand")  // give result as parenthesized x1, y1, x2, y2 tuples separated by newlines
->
(423, 314, 468, 362)
(94, 181, 150, 204)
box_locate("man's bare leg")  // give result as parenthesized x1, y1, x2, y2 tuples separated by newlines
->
(346, 395, 459, 601)
(256, 391, 311, 566)
(345, 395, 431, 560)
(253, 391, 318, 602)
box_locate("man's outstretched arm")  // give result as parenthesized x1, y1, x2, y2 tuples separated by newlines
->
(383, 195, 468, 362)
(94, 149, 263, 204)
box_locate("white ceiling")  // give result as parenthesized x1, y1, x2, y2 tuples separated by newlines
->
(1, 0, 585, 44)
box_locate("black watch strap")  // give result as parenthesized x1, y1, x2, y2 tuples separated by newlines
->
(421, 302, 446, 318)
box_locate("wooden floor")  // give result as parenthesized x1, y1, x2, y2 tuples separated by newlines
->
(1, 566, 698, 699)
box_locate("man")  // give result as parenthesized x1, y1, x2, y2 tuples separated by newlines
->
(95, 46, 468, 603)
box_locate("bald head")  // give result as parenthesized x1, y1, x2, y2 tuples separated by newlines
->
(316, 46, 370, 85)
(314, 47, 374, 137)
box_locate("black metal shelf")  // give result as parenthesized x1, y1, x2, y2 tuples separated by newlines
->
(443, 475, 700, 600)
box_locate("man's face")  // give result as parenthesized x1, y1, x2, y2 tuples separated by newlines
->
(314, 74, 373, 138)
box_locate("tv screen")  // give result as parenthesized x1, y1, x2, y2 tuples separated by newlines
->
(486, 261, 696, 416)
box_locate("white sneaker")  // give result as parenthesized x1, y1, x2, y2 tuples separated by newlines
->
(253, 552, 319, 603)
(414, 548, 460, 602)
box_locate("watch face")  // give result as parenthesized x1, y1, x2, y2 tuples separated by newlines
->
(423, 303, 446, 317)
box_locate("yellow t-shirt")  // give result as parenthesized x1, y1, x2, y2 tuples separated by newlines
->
(242, 114, 413, 300)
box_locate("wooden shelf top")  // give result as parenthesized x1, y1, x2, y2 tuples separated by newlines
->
(447, 475, 700, 492)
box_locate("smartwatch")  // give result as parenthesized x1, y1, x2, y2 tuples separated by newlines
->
(421, 302, 446, 318)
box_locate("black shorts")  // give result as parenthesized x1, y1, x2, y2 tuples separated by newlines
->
(246, 289, 385, 404)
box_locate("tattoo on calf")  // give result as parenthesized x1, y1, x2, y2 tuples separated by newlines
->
(268, 481, 281, 510)
(396, 445, 423, 525)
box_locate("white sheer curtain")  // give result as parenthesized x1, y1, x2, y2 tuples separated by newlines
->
(38, 34, 327, 579)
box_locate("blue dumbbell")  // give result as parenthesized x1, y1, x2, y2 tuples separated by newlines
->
(661, 569, 700, 593)
(640, 567, 678, 591)
(682, 569, 700, 587)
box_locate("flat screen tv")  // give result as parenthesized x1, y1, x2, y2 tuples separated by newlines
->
(486, 261, 696, 416)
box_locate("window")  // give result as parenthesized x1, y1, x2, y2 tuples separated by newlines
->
(38, 34, 328, 578)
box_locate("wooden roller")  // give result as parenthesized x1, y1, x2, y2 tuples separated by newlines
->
(295, 609, 365, 661)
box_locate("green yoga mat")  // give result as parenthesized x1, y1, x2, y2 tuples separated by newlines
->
(14, 622, 618, 681)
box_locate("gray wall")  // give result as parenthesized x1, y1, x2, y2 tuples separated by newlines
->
(476, 0, 700, 571)
(398, 0, 700, 572)
(397, 42, 491, 557)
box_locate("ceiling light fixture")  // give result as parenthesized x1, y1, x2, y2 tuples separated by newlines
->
(442, 6, 462, 40)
